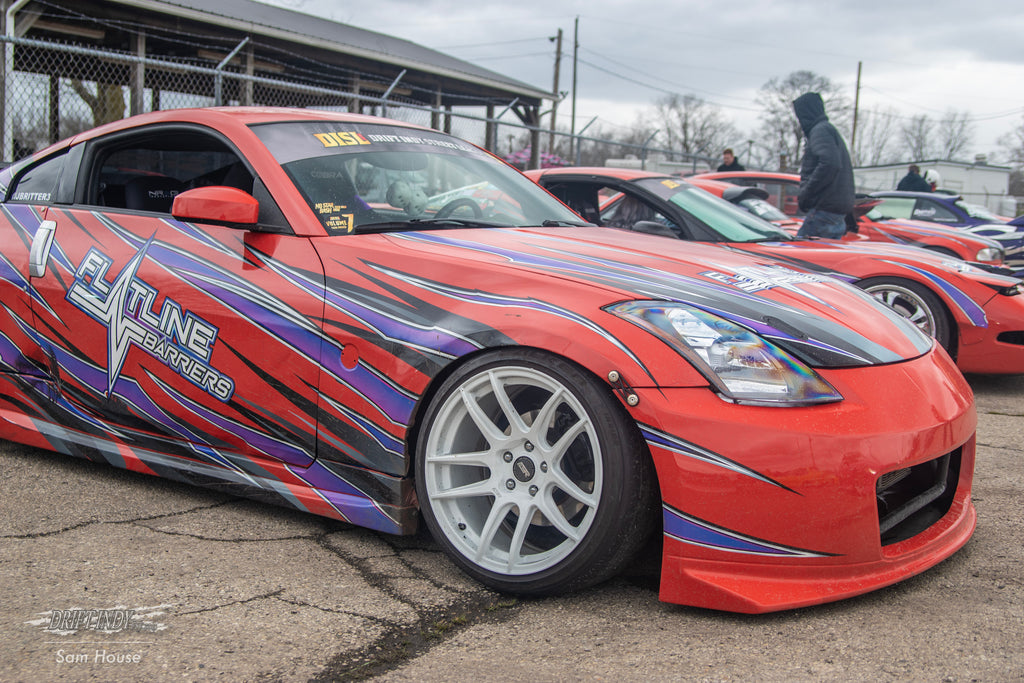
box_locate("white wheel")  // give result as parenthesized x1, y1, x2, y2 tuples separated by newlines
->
(415, 350, 655, 595)
(860, 278, 952, 350)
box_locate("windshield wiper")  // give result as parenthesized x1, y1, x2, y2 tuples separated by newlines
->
(356, 218, 502, 233)
(541, 219, 589, 227)
(744, 235, 792, 243)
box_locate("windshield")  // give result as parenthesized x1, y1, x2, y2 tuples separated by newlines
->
(956, 200, 1003, 222)
(635, 178, 792, 242)
(250, 121, 583, 234)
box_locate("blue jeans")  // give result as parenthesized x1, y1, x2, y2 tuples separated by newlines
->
(798, 208, 846, 239)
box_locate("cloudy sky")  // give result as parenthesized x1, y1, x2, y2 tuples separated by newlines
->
(257, 0, 1024, 161)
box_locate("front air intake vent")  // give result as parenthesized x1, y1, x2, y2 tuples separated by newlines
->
(877, 449, 960, 546)
(996, 331, 1024, 346)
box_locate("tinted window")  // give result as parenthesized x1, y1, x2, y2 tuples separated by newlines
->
(8, 153, 65, 204)
(913, 200, 958, 223)
(90, 129, 253, 213)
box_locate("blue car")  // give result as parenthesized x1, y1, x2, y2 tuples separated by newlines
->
(869, 191, 1024, 269)
(868, 190, 1005, 228)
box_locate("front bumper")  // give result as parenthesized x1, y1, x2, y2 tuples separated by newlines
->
(957, 290, 1024, 374)
(629, 345, 976, 612)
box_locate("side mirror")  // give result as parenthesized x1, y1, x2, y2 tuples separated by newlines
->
(171, 186, 259, 225)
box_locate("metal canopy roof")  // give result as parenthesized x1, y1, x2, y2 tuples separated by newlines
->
(23, 0, 552, 107)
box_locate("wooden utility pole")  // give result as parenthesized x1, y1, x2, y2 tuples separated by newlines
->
(851, 61, 862, 163)
(569, 17, 578, 163)
(548, 28, 562, 153)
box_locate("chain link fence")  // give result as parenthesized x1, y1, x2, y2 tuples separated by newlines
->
(1, 34, 712, 171)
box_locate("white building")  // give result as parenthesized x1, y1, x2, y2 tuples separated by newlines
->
(854, 158, 1017, 216)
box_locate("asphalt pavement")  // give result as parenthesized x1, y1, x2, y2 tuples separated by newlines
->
(1, 373, 1021, 682)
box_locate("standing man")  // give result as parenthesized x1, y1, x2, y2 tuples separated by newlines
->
(897, 164, 931, 192)
(792, 92, 854, 239)
(717, 148, 745, 172)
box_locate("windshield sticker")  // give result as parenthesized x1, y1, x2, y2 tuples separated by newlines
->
(660, 179, 682, 189)
(252, 121, 485, 165)
(313, 201, 355, 234)
(313, 131, 371, 148)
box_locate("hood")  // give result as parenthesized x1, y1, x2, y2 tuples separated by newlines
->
(793, 92, 827, 136)
(345, 227, 934, 369)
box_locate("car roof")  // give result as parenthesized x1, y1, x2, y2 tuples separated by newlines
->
(871, 190, 959, 200)
(525, 166, 668, 181)
(693, 171, 800, 182)
(62, 107, 429, 146)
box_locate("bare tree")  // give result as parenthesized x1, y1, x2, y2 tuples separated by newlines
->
(997, 115, 1024, 167)
(755, 70, 850, 170)
(651, 94, 738, 163)
(852, 107, 901, 166)
(68, 81, 127, 127)
(935, 109, 974, 161)
(997, 115, 1024, 195)
(900, 114, 935, 160)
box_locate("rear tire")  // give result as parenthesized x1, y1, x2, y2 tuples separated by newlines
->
(415, 349, 657, 596)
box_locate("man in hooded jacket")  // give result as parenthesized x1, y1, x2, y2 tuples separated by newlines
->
(792, 92, 855, 239)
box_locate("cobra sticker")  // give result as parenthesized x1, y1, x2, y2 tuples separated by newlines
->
(66, 239, 235, 401)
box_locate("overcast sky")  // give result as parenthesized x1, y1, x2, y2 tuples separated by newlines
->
(257, 0, 1024, 161)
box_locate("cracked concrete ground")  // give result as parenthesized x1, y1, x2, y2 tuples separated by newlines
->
(2, 374, 1021, 682)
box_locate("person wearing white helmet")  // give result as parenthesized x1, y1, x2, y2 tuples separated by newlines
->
(922, 169, 941, 192)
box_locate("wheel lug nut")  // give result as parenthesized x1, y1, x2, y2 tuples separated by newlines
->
(506, 479, 516, 490)
(524, 441, 534, 452)
(529, 485, 538, 496)
(540, 462, 548, 472)
(502, 451, 513, 462)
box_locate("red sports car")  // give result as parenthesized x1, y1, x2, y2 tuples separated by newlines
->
(693, 171, 1007, 267)
(527, 167, 1024, 375)
(0, 109, 976, 613)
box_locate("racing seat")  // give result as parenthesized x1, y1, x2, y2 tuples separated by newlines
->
(123, 175, 185, 213)
(548, 183, 602, 225)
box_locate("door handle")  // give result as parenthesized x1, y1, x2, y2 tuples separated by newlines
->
(29, 220, 56, 278)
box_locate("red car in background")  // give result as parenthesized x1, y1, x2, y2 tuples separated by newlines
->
(692, 171, 1007, 268)
(527, 166, 1024, 375)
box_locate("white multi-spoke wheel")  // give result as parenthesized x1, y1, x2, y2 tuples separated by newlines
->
(860, 278, 952, 351)
(415, 349, 656, 596)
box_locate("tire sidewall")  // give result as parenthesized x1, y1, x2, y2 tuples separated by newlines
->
(414, 348, 653, 596)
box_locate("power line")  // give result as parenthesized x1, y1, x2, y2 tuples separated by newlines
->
(434, 37, 549, 50)
(573, 56, 762, 114)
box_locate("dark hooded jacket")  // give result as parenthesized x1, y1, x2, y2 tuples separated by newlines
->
(793, 92, 854, 215)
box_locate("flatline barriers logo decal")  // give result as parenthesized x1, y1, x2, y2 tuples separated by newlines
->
(701, 264, 828, 293)
(66, 237, 235, 401)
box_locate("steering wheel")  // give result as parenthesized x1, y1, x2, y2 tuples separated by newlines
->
(434, 198, 483, 219)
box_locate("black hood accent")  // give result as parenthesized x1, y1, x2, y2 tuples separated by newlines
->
(793, 92, 827, 137)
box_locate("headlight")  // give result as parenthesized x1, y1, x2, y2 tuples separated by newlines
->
(975, 247, 1003, 263)
(607, 301, 843, 406)
(1001, 282, 1022, 296)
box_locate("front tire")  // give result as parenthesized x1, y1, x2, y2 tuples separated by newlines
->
(415, 349, 656, 596)
(859, 277, 952, 351)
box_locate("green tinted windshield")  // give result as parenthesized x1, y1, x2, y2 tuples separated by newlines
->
(635, 178, 791, 242)
(250, 121, 582, 234)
